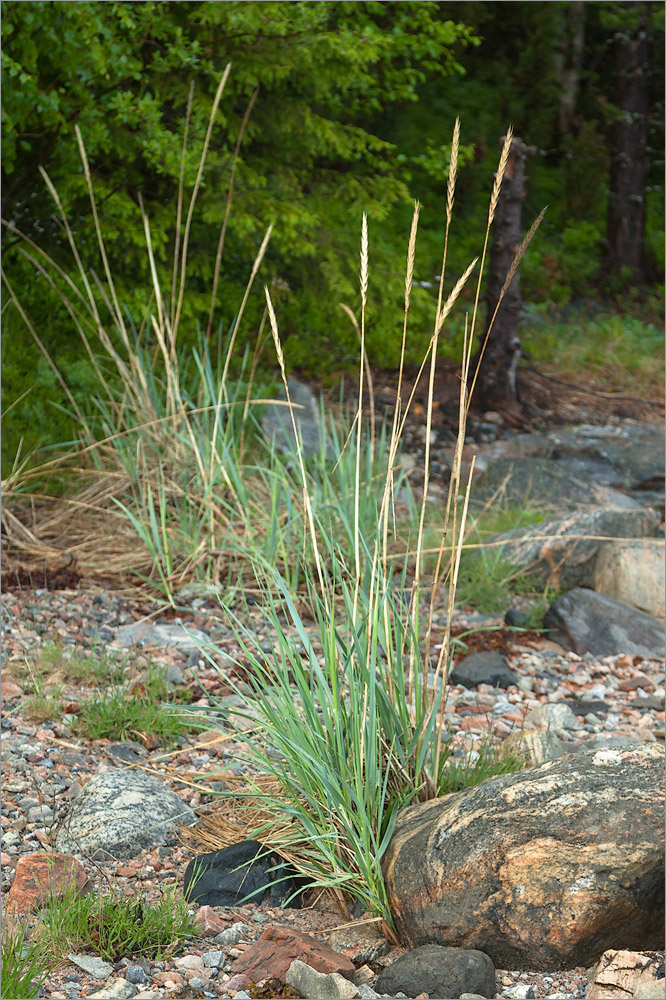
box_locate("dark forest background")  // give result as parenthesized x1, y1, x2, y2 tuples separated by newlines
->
(2, 1, 664, 473)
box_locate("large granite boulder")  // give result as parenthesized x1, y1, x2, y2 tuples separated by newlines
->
(593, 539, 665, 620)
(472, 422, 664, 494)
(382, 744, 665, 971)
(473, 457, 642, 509)
(56, 769, 195, 861)
(543, 588, 665, 658)
(487, 506, 660, 590)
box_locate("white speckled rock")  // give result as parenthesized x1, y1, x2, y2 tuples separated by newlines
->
(526, 702, 583, 736)
(286, 960, 360, 999)
(56, 769, 195, 861)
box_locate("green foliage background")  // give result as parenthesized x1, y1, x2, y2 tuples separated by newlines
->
(2, 0, 664, 475)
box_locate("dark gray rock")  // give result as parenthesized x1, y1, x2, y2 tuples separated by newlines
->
(125, 966, 148, 985)
(488, 507, 660, 591)
(262, 379, 323, 459)
(183, 840, 302, 908)
(471, 422, 664, 496)
(375, 945, 495, 999)
(450, 651, 517, 690)
(105, 742, 149, 764)
(564, 699, 608, 717)
(543, 588, 665, 658)
(56, 769, 195, 861)
(504, 608, 530, 628)
(473, 457, 642, 510)
(383, 744, 665, 971)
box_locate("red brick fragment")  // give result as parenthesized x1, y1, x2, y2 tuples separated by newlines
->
(193, 904, 229, 936)
(230, 924, 356, 982)
(7, 851, 89, 913)
(619, 675, 655, 692)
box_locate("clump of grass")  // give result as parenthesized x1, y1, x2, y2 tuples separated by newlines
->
(72, 665, 197, 746)
(34, 881, 195, 964)
(417, 499, 551, 614)
(199, 123, 543, 926)
(17, 641, 124, 692)
(1, 921, 53, 999)
(22, 686, 66, 724)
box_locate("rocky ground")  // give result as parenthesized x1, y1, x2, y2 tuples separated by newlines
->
(1, 578, 664, 999)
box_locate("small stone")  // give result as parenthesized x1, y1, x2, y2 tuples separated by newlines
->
(174, 954, 205, 970)
(125, 966, 149, 984)
(286, 959, 360, 999)
(203, 951, 224, 968)
(194, 904, 229, 936)
(450, 651, 518, 691)
(189, 977, 205, 989)
(87, 979, 138, 999)
(357, 985, 380, 1000)
(8, 851, 89, 913)
(67, 954, 114, 979)
(505, 609, 529, 628)
(503, 985, 536, 999)
(527, 702, 583, 733)
(215, 921, 251, 946)
(230, 924, 355, 982)
(224, 973, 252, 993)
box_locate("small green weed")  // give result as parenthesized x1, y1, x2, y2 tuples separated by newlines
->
(17, 641, 123, 692)
(22, 686, 65, 724)
(438, 739, 527, 796)
(0, 922, 53, 999)
(72, 666, 196, 746)
(35, 881, 196, 963)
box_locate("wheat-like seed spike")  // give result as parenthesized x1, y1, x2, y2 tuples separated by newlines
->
(360, 213, 368, 308)
(447, 118, 460, 226)
(500, 206, 547, 299)
(436, 257, 478, 334)
(265, 285, 284, 370)
(250, 224, 273, 281)
(404, 201, 420, 312)
(489, 125, 514, 226)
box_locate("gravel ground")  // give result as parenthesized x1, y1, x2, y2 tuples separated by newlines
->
(1, 583, 664, 1000)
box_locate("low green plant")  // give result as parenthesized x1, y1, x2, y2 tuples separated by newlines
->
(72, 666, 197, 745)
(19, 641, 124, 690)
(521, 309, 665, 396)
(438, 738, 527, 795)
(22, 686, 66, 725)
(34, 881, 195, 963)
(1, 922, 53, 999)
(454, 550, 532, 614)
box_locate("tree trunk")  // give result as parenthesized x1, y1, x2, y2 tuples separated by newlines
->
(475, 136, 530, 416)
(555, 1, 586, 134)
(606, 1, 650, 279)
